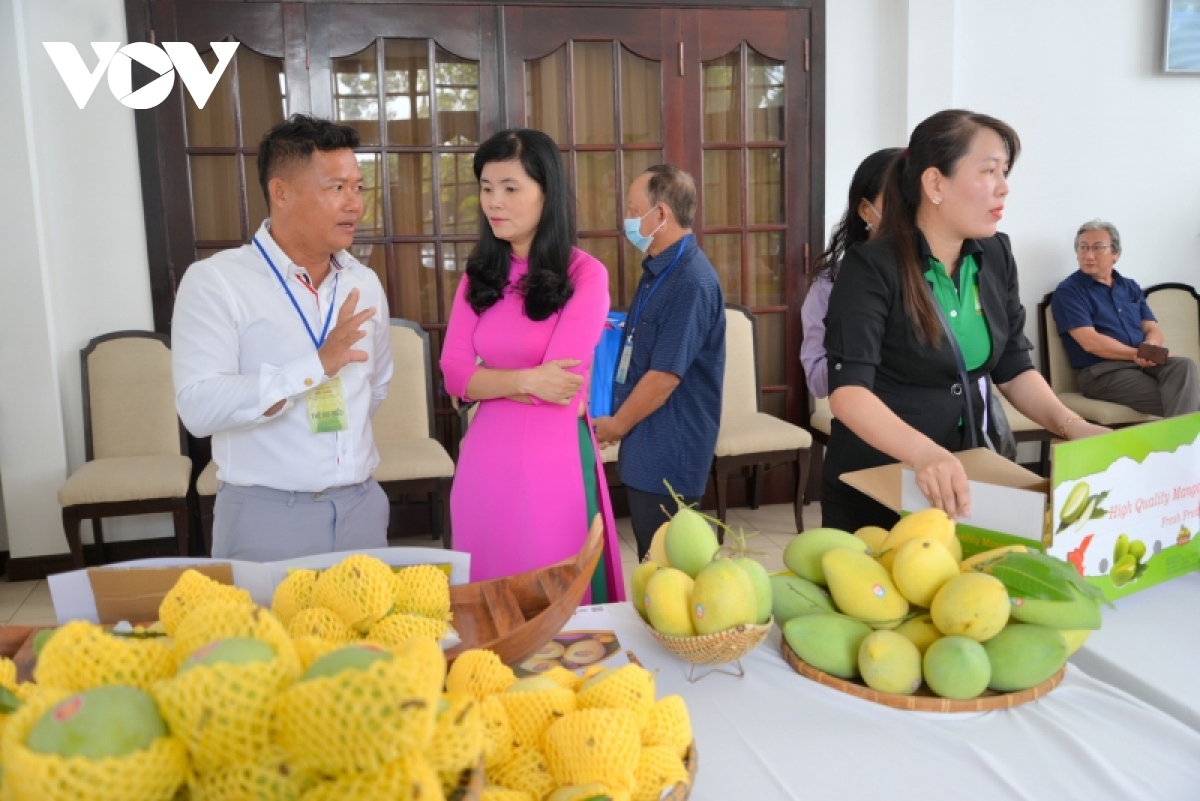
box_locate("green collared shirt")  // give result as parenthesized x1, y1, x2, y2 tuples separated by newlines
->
(924, 254, 991, 371)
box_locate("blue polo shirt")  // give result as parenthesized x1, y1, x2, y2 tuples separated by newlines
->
(614, 235, 726, 497)
(1051, 269, 1156, 370)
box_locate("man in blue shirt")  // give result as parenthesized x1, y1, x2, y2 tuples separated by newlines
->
(1051, 219, 1199, 418)
(593, 165, 726, 560)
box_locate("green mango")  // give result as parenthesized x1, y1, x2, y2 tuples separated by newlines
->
(178, 637, 275, 674)
(769, 574, 833, 625)
(783, 613, 873, 680)
(782, 528, 867, 586)
(26, 685, 167, 759)
(731, 556, 773, 625)
(1059, 482, 1090, 526)
(1110, 554, 1138, 587)
(301, 644, 393, 681)
(664, 508, 719, 579)
(983, 624, 1067, 692)
(1128, 540, 1147, 562)
(1113, 533, 1130, 563)
(923, 636, 990, 700)
(1008, 587, 1102, 630)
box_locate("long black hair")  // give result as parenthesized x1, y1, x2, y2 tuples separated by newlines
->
(878, 109, 1020, 344)
(465, 129, 576, 321)
(809, 147, 901, 285)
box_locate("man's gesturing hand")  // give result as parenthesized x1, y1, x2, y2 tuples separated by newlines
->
(318, 288, 375, 378)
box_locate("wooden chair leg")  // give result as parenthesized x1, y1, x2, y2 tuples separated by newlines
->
(171, 501, 189, 557)
(794, 449, 812, 533)
(62, 508, 85, 569)
(439, 477, 453, 550)
(91, 518, 107, 564)
(713, 459, 729, 545)
(749, 464, 763, 510)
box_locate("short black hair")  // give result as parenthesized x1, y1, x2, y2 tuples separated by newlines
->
(256, 115, 360, 209)
(643, 164, 697, 228)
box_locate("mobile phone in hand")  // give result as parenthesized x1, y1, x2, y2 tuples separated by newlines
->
(1137, 342, 1168, 366)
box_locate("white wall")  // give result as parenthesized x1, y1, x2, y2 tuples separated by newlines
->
(0, 0, 162, 561)
(1, 0, 1198, 559)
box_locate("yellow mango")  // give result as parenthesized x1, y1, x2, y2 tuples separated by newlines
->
(853, 526, 889, 556)
(644, 569, 695, 637)
(930, 573, 1010, 642)
(880, 508, 959, 570)
(821, 549, 909, 625)
(690, 559, 757, 635)
(858, 630, 923, 696)
(631, 562, 660, 621)
(893, 614, 942, 655)
(891, 537, 959, 607)
(648, 522, 670, 568)
(1059, 628, 1093, 656)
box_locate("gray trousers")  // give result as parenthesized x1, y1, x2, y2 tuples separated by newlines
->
(213, 479, 389, 562)
(1077, 356, 1200, 418)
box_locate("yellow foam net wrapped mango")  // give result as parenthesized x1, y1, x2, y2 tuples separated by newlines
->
(392, 564, 452, 621)
(171, 601, 295, 667)
(287, 607, 359, 644)
(425, 692, 483, 784)
(299, 752, 444, 801)
(495, 684, 577, 751)
(543, 708, 640, 792)
(188, 745, 316, 801)
(290, 635, 345, 672)
(479, 694, 514, 770)
(445, 648, 516, 701)
(1, 687, 188, 801)
(640, 695, 692, 759)
(34, 621, 174, 692)
(488, 746, 556, 801)
(549, 783, 631, 801)
(576, 664, 656, 727)
(632, 745, 691, 801)
(271, 569, 317, 628)
(159, 570, 252, 636)
(154, 641, 299, 774)
(311, 554, 397, 634)
(368, 612, 447, 646)
(480, 789, 534, 801)
(276, 638, 444, 775)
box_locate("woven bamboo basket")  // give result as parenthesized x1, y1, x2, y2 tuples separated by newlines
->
(657, 741, 700, 801)
(638, 614, 772, 681)
(448, 759, 486, 801)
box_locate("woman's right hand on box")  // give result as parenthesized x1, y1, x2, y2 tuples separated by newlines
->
(911, 443, 972, 519)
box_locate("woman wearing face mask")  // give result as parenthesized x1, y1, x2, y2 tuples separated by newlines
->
(822, 110, 1107, 532)
(801, 147, 901, 399)
(440, 129, 625, 600)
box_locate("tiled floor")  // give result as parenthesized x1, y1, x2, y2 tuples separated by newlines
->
(0, 502, 820, 624)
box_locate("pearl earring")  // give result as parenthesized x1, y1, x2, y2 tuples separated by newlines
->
(932, 197, 942, 205)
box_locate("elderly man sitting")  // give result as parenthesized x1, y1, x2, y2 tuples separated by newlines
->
(1051, 219, 1200, 418)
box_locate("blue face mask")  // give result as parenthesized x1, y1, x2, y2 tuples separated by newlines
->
(623, 205, 665, 253)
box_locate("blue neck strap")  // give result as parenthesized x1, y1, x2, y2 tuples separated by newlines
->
(254, 236, 340, 349)
(627, 234, 692, 340)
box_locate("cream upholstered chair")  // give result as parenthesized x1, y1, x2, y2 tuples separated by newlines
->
(374, 319, 456, 546)
(996, 392, 1054, 476)
(809, 396, 833, 439)
(712, 305, 813, 534)
(58, 332, 193, 568)
(1038, 293, 1158, 427)
(1146, 283, 1200, 366)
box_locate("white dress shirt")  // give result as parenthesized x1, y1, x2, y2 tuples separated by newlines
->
(173, 220, 392, 492)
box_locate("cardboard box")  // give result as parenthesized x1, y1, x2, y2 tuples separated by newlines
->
(48, 547, 470, 625)
(842, 413, 1200, 600)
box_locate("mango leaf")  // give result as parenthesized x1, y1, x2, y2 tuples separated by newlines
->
(0, 686, 21, 715)
(986, 551, 1112, 607)
(983, 556, 1075, 602)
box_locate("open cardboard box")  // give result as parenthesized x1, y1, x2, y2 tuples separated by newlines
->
(843, 413, 1200, 600)
(47, 547, 470, 625)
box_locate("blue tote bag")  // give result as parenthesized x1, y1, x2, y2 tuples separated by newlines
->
(589, 310, 627, 418)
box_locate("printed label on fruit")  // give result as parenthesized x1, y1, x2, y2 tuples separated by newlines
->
(872, 584, 885, 598)
(54, 695, 84, 723)
(1011, 597, 1024, 607)
(694, 604, 705, 619)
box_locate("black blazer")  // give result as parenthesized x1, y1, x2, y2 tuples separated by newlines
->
(822, 231, 1035, 483)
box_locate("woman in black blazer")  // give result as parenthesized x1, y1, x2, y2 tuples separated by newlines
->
(822, 109, 1107, 532)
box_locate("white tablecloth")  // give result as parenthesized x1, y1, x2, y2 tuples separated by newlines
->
(598, 603, 1200, 800)
(1071, 572, 1200, 732)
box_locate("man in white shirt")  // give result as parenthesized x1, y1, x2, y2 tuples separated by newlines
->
(172, 115, 393, 561)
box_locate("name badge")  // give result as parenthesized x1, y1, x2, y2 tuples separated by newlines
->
(615, 338, 633, 384)
(306, 375, 349, 433)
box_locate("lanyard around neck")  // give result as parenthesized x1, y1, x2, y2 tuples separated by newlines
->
(627, 234, 692, 341)
(254, 236, 340, 350)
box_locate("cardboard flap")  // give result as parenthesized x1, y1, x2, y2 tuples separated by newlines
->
(841, 463, 904, 512)
(88, 564, 234, 625)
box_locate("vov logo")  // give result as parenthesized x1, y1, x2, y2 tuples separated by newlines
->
(43, 41, 239, 110)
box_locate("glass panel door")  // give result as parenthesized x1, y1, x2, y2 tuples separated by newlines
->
(524, 42, 664, 309)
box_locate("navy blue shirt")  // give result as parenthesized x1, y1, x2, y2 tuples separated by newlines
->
(614, 235, 726, 497)
(1051, 270, 1156, 369)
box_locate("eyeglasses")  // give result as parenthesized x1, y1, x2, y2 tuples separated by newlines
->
(1076, 243, 1112, 254)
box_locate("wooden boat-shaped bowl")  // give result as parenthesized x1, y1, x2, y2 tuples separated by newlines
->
(445, 515, 604, 667)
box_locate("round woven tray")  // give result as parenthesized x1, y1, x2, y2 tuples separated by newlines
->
(780, 639, 1066, 713)
(639, 615, 773, 666)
